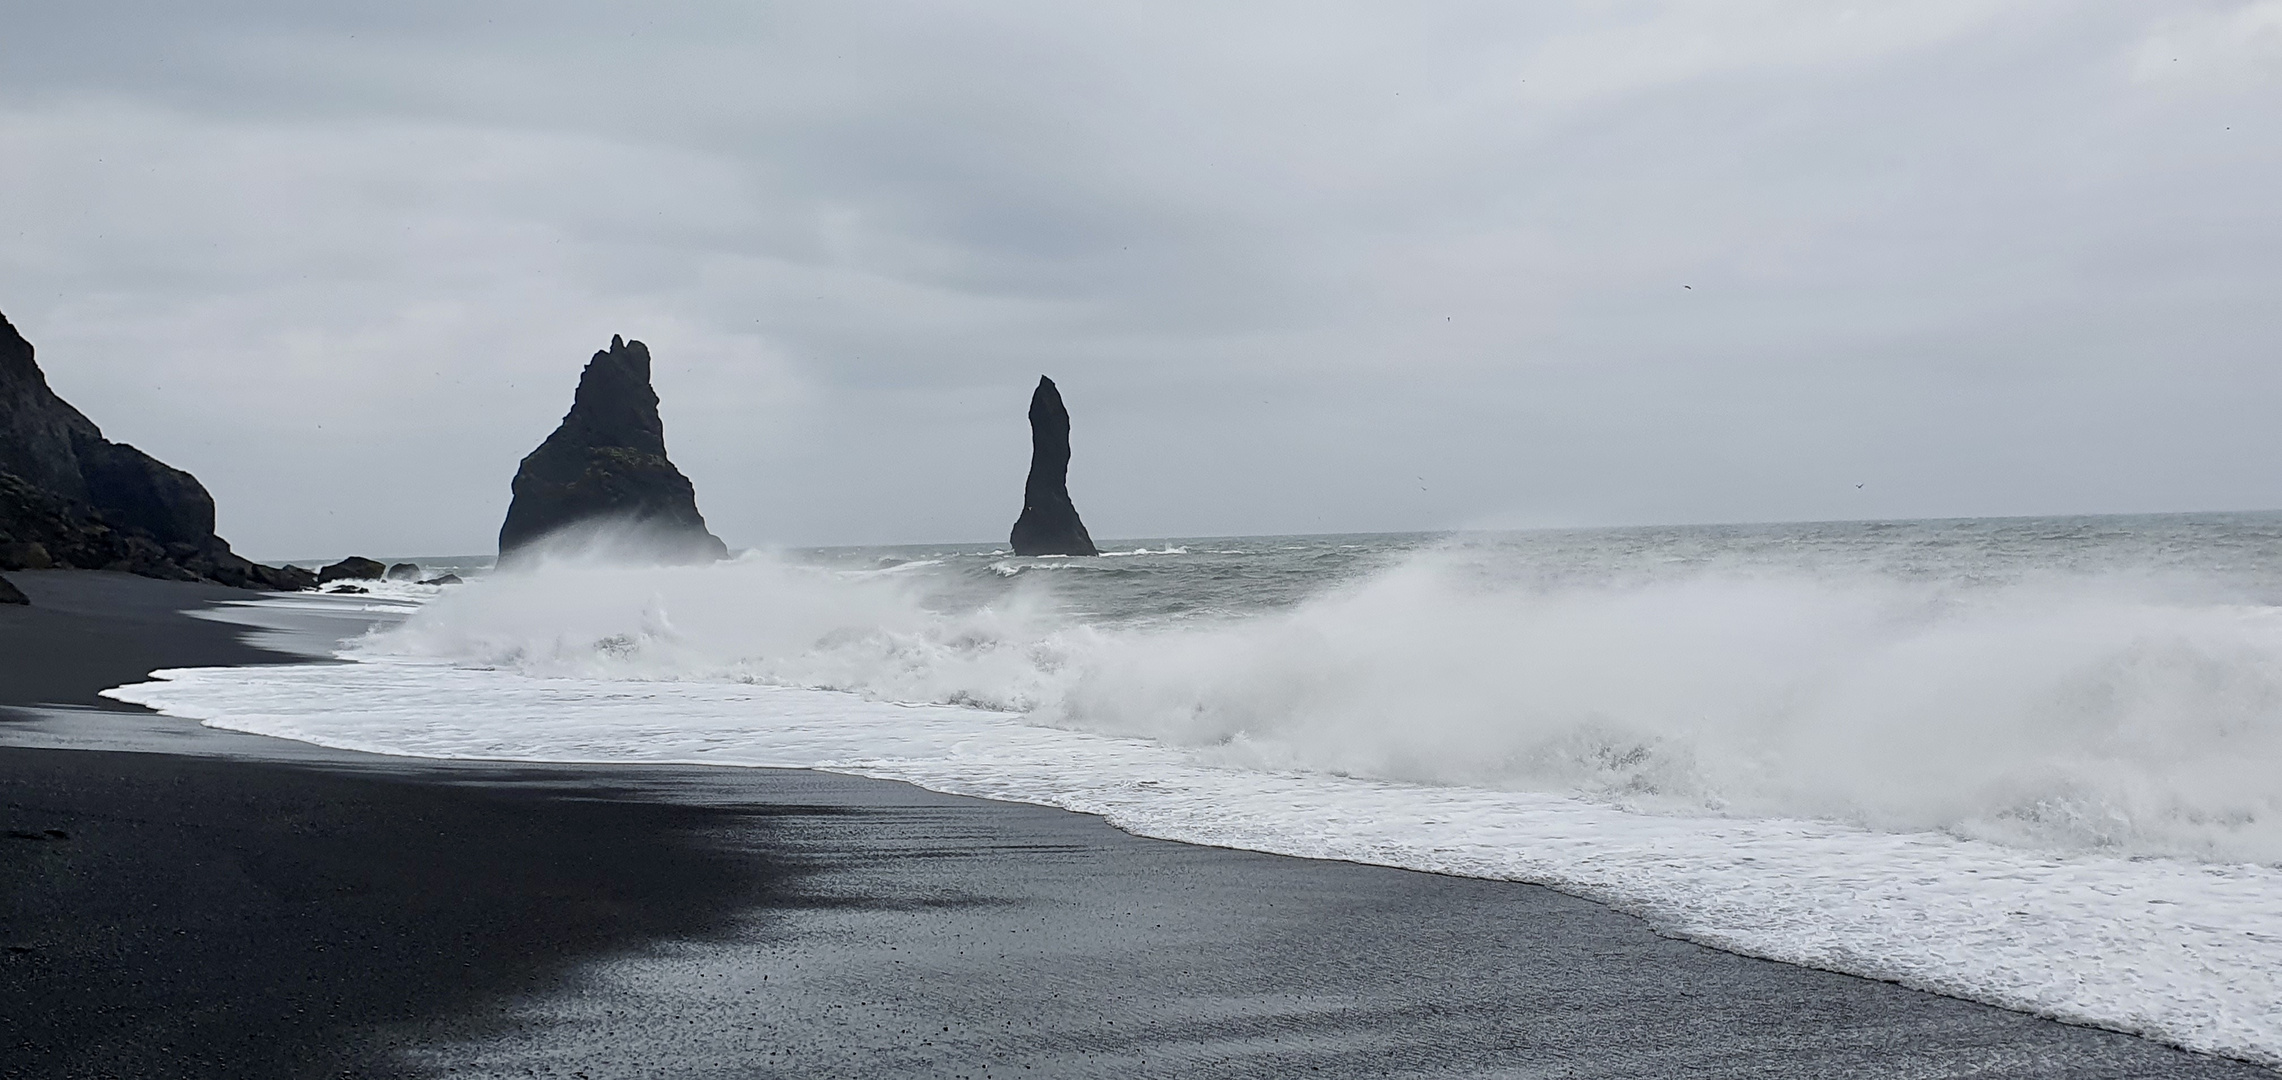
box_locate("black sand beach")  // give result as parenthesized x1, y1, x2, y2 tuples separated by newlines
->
(0, 570, 305, 712)
(1, 571, 2272, 1078)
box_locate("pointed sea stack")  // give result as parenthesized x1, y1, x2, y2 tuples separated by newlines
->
(0, 308, 314, 590)
(498, 335, 727, 564)
(1008, 375, 1098, 556)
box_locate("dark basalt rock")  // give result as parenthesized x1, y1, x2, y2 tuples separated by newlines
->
(418, 573, 463, 586)
(1009, 376, 1098, 557)
(318, 556, 386, 583)
(252, 562, 318, 591)
(324, 584, 369, 595)
(0, 309, 311, 590)
(0, 573, 26, 605)
(385, 562, 422, 581)
(498, 335, 726, 564)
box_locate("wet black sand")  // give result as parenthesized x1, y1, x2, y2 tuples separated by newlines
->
(0, 748, 782, 1079)
(0, 570, 304, 711)
(1, 570, 2273, 1078)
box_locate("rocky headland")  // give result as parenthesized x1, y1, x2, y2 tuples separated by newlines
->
(1009, 375, 1098, 556)
(497, 335, 726, 564)
(0, 310, 314, 591)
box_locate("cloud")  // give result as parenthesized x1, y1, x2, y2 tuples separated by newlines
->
(0, 3, 2278, 554)
(2134, 0, 2282, 89)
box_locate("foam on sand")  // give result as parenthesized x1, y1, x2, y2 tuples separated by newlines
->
(104, 530, 2282, 1066)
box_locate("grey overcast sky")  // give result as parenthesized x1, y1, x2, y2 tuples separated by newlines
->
(2, 2, 2278, 558)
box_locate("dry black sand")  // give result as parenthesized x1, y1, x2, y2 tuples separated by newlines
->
(1, 570, 2273, 1078)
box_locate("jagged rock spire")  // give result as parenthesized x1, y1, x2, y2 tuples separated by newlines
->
(1009, 375, 1098, 556)
(498, 335, 727, 563)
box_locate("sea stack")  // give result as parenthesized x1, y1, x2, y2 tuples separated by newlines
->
(1008, 375, 1098, 556)
(0, 308, 314, 590)
(497, 334, 727, 563)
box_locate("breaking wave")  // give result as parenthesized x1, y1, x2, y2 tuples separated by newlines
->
(367, 544, 2282, 864)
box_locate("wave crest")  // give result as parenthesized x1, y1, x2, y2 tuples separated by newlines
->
(366, 547, 2282, 862)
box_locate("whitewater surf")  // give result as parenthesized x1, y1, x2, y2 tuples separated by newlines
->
(108, 514, 2282, 1066)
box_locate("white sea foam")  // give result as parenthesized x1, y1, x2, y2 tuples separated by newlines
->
(108, 657, 2282, 1065)
(99, 533, 2282, 1065)
(355, 549, 2282, 864)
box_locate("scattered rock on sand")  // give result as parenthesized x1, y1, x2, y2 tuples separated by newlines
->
(324, 584, 370, 594)
(0, 573, 26, 605)
(318, 556, 386, 583)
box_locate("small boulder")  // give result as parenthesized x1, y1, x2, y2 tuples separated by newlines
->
(385, 562, 422, 581)
(317, 556, 386, 583)
(0, 573, 27, 605)
(418, 573, 463, 586)
(324, 583, 369, 594)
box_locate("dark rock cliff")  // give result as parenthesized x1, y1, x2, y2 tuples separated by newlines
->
(497, 335, 727, 563)
(1009, 376, 1098, 557)
(0, 310, 314, 590)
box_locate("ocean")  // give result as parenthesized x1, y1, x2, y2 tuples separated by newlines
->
(112, 513, 2282, 1066)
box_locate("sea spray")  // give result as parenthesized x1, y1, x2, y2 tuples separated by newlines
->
(105, 516, 2282, 1065)
(364, 532, 2282, 863)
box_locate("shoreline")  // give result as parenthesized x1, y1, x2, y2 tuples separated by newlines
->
(2, 569, 2272, 1077)
(0, 570, 311, 712)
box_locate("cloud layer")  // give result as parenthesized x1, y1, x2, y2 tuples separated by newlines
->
(3, 2, 2278, 556)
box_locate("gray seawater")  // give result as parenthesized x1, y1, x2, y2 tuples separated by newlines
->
(362, 511, 2282, 624)
(339, 512, 2282, 863)
(792, 510, 2282, 625)
(762, 513, 2282, 857)
(172, 513, 2282, 1065)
